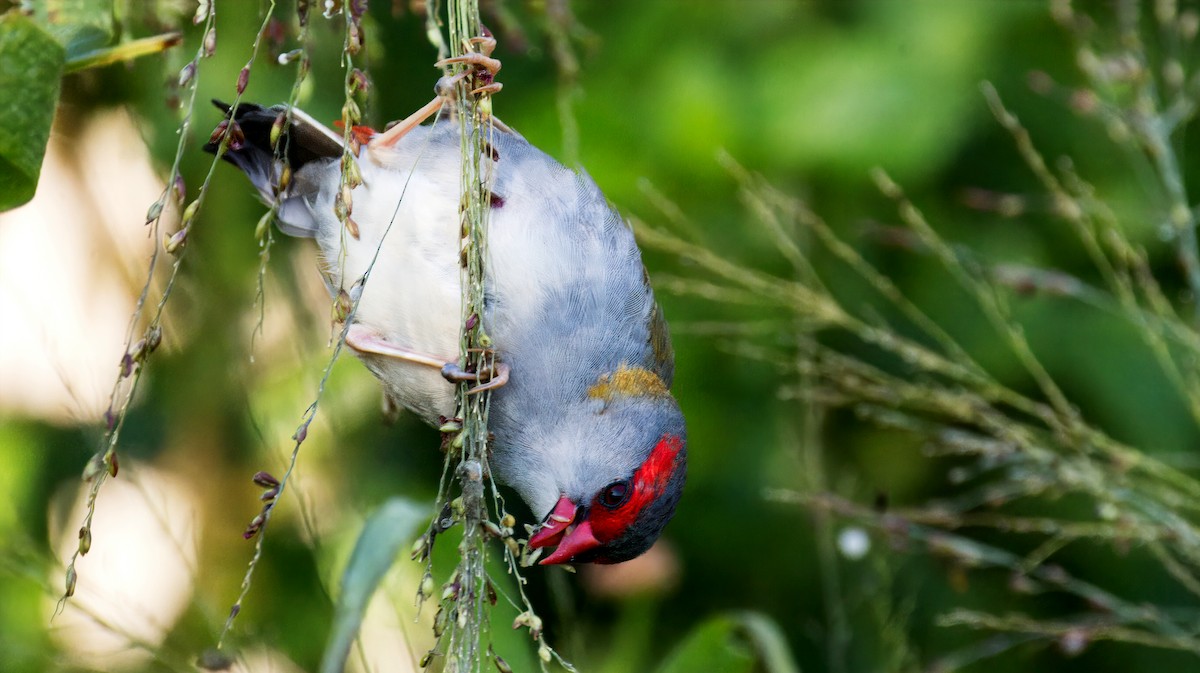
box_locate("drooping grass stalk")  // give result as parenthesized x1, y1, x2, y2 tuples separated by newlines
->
(982, 81, 1200, 427)
(637, 52, 1200, 653)
(771, 491, 1200, 655)
(404, 4, 574, 670)
(251, 7, 315, 357)
(61, 0, 282, 616)
(442, 1, 496, 669)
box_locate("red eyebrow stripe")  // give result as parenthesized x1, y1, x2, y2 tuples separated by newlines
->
(637, 434, 683, 491)
(588, 434, 683, 542)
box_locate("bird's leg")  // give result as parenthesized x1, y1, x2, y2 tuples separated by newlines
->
(345, 324, 450, 369)
(441, 361, 511, 395)
(346, 325, 509, 394)
(368, 96, 445, 150)
(369, 34, 503, 151)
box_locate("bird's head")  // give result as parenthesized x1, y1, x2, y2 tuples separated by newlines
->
(522, 366, 687, 565)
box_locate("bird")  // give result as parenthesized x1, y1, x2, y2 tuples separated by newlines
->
(204, 53, 686, 565)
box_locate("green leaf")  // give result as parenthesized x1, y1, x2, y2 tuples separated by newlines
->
(319, 498, 426, 673)
(0, 11, 64, 211)
(655, 612, 801, 673)
(64, 32, 182, 74)
(734, 612, 803, 673)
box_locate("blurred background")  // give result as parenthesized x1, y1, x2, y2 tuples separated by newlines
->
(5, 1, 1200, 672)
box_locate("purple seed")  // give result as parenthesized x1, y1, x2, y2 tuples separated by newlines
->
(236, 65, 250, 94)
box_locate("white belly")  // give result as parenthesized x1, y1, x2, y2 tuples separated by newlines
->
(310, 142, 464, 422)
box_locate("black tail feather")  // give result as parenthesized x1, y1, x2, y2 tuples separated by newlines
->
(205, 100, 341, 238)
(204, 99, 342, 173)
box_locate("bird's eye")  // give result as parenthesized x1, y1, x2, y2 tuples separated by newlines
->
(599, 480, 631, 508)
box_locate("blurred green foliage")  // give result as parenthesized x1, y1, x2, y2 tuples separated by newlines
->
(9, 1, 1200, 672)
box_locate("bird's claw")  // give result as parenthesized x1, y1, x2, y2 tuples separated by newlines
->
(470, 82, 503, 96)
(470, 35, 497, 57)
(435, 35, 502, 99)
(441, 361, 510, 394)
(435, 52, 502, 78)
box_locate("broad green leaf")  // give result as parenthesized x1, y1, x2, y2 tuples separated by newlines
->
(0, 12, 64, 211)
(655, 612, 801, 673)
(319, 498, 426, 673)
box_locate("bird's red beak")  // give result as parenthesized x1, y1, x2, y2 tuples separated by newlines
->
(528, 495, 602, 565)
